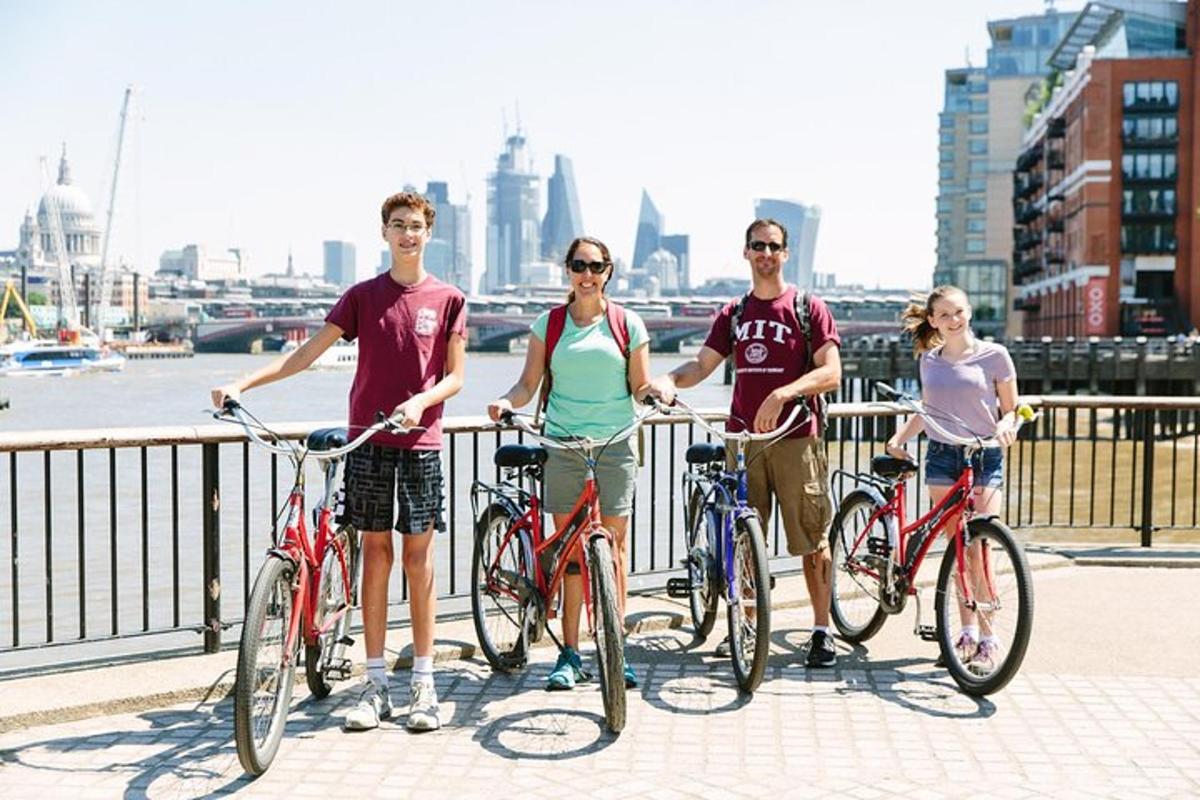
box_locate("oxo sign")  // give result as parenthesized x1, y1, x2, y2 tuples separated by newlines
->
(1084, 277, 1106, 335)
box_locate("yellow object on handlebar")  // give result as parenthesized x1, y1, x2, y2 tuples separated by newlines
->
(1017, 404, 1036, 421)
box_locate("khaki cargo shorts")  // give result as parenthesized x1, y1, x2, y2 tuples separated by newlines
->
(729, 436, 834, 556)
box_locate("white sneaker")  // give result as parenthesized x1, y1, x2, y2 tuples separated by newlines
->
(406, 680, 441, 732)
(343, 681, 392, 731)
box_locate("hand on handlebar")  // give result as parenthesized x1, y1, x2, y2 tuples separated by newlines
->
(487, 398, 514, 423)
(210, 385, 241, 412)
(390, 396, 427, 431)
(640, 375, 677, 408)
(754, 389, 799, 433)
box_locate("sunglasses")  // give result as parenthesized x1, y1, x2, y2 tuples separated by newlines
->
(748, 241, 784, 253)
(568, 260, 609, 274)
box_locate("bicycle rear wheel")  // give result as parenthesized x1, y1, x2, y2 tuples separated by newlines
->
(305, 526, 359, 699)
(471, 503, 535, 672)
(587, 534, 626, 733)
(727, 515, 771, 693)
(235, 555, 297, 776)
(935, 517, 1034, 696)
(684, 489, 719, 638)
(829, 491, 889, 643)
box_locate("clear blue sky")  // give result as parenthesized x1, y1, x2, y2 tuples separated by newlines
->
(0, 1, 1063, 292)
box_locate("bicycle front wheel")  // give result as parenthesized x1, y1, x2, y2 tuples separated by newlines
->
(829, 491, 889, 643)
(935, 517, 1034, 696)
(684, 489, 719, 638)
(471, 503, 534, 672)
(587, 534, 627, 734)
(727, 515, 771, 694)
(235, 555, 297, 776)
(305, 526, 359, 699)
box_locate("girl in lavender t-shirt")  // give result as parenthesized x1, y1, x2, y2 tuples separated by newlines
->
(885, 285, 1021, 668)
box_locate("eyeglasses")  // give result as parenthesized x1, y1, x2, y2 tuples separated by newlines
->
(568, 260, 609, 274)
(748, 241, 784, 253)
(388, 222, 427, 235)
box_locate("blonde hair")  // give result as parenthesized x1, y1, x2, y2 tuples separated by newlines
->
(901, 285, 969, 356)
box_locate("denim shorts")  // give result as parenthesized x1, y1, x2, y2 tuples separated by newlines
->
(924, 441, 1004, 490)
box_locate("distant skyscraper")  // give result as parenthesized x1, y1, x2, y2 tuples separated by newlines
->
(541, 155, 584, 262)
(660, 234, 690, 292)
(424, 180, 472, 293)
(754, 199, 821, 289)
(485, 132, 540, 291)
(323, 240, 356, 286)
(378, 249, 389, 275)
(631, 190, 663, 272)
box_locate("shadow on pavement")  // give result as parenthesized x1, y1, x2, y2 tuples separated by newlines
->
(472, 708, 617, 760)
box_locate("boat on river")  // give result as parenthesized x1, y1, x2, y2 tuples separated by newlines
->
(0, 340, 127, 377)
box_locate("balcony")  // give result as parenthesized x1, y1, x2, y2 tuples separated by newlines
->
(1047, 217, 1065, 233)
(1046, 249, 1066, 265)
(1047, 116, 1066, 138)
(1047, 151, 1065, 170)
(1122, 130, 1179, 148)
(1014, 257, 1043, 281)
(1015, 143, 1044, 172)
(1015, 202, 1042, 225)
(1013, 296, 1040, 312)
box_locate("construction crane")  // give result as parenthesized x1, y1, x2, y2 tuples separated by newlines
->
(0, 280, 38, 338)
(40, 152, 81, 343)
(94, 85, 133, 343)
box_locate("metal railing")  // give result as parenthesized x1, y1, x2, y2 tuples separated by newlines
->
(2, 396, 1197, 670)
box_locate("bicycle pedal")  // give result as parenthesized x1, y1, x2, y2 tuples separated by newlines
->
(768, 575, 776, 590)
(325, 658, 353, 681)
(917, 625, 938, 642)
(336, 635, 355, 647)
(665, 577, 694, 598)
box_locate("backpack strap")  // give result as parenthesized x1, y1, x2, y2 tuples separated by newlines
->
(728, 291, 751, 354)
(537, 305, 569, 419)
(605, 300, 630, 359)
(793, 289, 829, 436)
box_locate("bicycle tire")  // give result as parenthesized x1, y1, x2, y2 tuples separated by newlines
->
(934, 517, 1034, 696)
(727, 515, 772, 693)
(828, 490, 889, 643)
(471, 503, 534, 672)
(587, 534, 627, 733)
(235, 555, 296, 776)
(305, 526, 359, 699)
(684, 489, 719, 638)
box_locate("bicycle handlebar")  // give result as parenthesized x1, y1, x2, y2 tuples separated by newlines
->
(215, 399, 424, 461)
(642, 395, 805, 443)
(497, 406, 651, 457)
(874, 382, 1038, 449)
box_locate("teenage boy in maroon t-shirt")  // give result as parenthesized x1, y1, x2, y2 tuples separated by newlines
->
(643, 218, 843, 667)
(211, 192, 466, 730)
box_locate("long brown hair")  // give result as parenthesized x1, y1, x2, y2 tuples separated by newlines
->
(901, 285, 969, 356)
(563, 236, 614, 304)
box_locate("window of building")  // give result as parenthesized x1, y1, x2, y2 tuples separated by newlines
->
(940, 165, 955, 180)
(968, 177, 986, 192)
(939, 113, 955, 130)
(940, 131, 955, 145)
(969, 139, 988, 155)
(969, 159, 988, 174)
(937, 196, 953, 212)
(966, 238, 986, 254)
(967, 218, 986, 233)
(940, 147, 954, 163)
(1124, 188, 1178, 216)
(1123, 151, 1179, 181)
(969, 118, 988, 134)
(970, 99, 988, 114)
(1124, 80, 1180, 109)
(967, 197, 986, 213)
(1121, 222, 1178, 253)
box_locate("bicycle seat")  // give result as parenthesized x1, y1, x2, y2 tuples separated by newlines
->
(307, 427, 349, 451)
(494, 444, 548, 468)
(685, 442, 726, 465)
(871, 454, 918, 479)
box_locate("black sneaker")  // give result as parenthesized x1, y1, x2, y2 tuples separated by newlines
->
(805, 630, 837, 668)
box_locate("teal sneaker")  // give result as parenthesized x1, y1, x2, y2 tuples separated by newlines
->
(546, 646, 586, 691)
(623, 661, 638, 689)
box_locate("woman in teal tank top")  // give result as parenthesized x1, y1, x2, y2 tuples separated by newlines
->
(488, 236, 651, 690)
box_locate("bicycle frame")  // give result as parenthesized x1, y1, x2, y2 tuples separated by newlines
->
(844, 457, 998, 612)
(682, 460, 758, 606)
(477, 460, 610, 635)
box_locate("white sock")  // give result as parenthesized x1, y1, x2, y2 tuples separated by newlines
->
(412, 655, 434, 686)
(812, 625, 829, 635)
(366, 657, 388, 689)
(959, 625, 980, 642)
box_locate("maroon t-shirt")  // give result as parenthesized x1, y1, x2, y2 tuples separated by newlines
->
(702, 287, 840, 439)
(325, 272, 466, 450)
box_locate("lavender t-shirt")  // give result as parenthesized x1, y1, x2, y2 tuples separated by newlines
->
(919, 341, 1016, 443)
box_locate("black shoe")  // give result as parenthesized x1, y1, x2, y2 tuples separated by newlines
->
(805, 630, 837, 668)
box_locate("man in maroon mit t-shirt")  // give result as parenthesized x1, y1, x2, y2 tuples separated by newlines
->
(644, 218, 843, 667)
(211, 192, 466, 729)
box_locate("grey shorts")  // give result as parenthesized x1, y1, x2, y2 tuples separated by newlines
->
(543, 435, 638, 517)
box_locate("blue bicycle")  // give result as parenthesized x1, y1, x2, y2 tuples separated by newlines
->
(652, 398, 804, 693)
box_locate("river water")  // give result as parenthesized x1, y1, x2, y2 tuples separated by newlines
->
(0, 352, 737, 670)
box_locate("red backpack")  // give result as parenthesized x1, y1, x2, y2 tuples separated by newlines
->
(537, 300, 631, 416)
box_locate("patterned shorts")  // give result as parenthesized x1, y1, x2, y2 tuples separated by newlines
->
(341, 444, 445, 534)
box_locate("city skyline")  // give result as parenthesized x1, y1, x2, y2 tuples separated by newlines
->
(1, 1, 1064, 293)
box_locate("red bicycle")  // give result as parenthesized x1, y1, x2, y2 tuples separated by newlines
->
(469, 410, 650, 734)
(217, 400, 416, 775)
(829, 384, 1037, 695)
